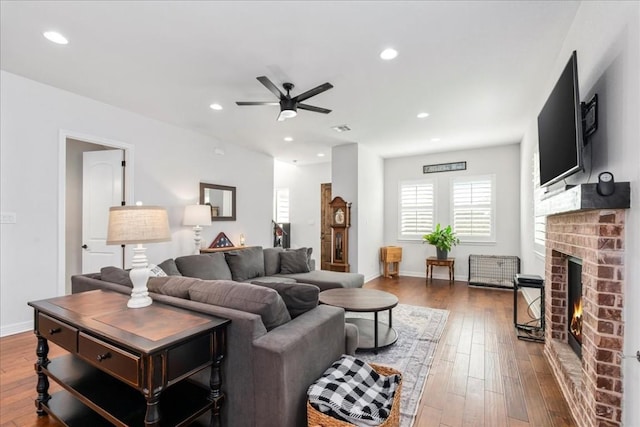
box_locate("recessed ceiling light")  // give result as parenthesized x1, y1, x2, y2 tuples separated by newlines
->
(417, 112, 430, 119)
(431, 138, 441, 142)
(209, 103, 223, 110)
(317, 153, 325, 157)
(284, 137, 293, 142)
(380, 48, 398, 60)
(43, 31, 68, 45)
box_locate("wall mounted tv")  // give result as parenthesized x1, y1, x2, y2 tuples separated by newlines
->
(537, 50, 584, 188)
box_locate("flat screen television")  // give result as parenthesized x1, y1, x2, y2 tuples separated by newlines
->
(537, 51, 584, 188)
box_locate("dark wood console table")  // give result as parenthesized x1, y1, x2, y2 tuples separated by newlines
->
(28, 290, 229, 426)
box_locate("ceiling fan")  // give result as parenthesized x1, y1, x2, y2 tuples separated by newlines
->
(236, 76, 333, 121)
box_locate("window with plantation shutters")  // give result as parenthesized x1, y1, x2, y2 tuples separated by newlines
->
(275, 188, 289, 223)
(398, 180, 435, 240)
(451, 175, 495, 242)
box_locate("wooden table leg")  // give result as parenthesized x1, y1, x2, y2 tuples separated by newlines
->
(35, 333, 50, 416)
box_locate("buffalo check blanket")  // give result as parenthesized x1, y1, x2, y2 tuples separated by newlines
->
(307, 355, 401, 426)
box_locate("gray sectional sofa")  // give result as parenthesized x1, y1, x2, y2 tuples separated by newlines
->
(70, 245, 363, 427)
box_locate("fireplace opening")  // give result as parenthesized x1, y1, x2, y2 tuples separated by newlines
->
(567, 256, 583, 358)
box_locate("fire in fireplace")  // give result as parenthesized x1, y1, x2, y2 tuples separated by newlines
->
(567, 257, 583, 358)
(570, 296, 583, 342)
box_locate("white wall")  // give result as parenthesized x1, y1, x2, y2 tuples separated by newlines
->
(0, 71, 274, 336)
(357, 145, 384, 281)
(384, 144, 521, 280)
(518, 2, 640, 423)
(274, 160, 331, 268)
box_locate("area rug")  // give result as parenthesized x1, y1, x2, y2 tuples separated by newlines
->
(349, 304, 449, 427)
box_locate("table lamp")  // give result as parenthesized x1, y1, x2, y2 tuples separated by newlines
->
(183, 204, 212, 254)
(106, 204, 171, 308)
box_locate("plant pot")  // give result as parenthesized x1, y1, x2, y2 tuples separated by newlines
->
(436, 248, 448, 260)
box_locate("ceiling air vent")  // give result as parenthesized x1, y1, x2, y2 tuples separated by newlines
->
(331, 125, 351, 132)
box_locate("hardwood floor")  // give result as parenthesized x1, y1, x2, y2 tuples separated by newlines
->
(0, 277, 575, 426)
(365, 276, 575, 427)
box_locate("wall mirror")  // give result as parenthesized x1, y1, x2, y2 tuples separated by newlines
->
(199, 183, 236, 221)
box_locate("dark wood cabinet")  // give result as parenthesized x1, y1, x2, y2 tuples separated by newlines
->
(29, 290, 229, 426)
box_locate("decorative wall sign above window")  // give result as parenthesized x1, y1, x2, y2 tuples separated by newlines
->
(423, 161, 467, 174)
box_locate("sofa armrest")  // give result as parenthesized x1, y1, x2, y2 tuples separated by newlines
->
(252, 304, 346, 427)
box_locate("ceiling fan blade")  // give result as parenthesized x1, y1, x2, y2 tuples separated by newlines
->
(294, 83, 333, 102)
(298, 103, 332, 114)
(257, 76, 285, 99)
(236, 101, 280, 106)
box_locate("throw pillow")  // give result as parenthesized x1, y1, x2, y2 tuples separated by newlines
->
(175, 253, 232, 280)
(263, 247, 284, 276)
(157, 258, 182, 276)
(147, 276, 199, 299)
(188, 280, 290, 330)
(251, 281, 319, 318)
(279, 250, 311, 274)
(224, 246, 265, 282)
(286, 247, 313, 270)
(148, 264, 168, 277)
(100, 266, 133, 287)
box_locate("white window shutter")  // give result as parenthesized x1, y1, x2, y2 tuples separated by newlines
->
(275, 188, 289, 223)
(452, 176, 495, 241)
(399, 181, 435, 239)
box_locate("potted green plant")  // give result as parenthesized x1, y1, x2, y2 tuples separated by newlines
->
(423, 224, 460, 260)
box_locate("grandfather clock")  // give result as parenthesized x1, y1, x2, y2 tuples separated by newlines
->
(329, 196, 351, 272)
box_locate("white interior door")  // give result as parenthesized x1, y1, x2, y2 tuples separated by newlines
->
(82, 150, 124, 272)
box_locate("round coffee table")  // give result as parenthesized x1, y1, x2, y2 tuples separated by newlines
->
(319, 288, 399, 352)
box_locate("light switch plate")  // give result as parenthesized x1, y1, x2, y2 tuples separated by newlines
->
(0, 212, 17, 224)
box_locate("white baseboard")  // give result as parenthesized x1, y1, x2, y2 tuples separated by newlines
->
(1, 320, 33, 337)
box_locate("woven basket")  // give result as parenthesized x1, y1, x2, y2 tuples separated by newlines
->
(307, 363, 402, 427)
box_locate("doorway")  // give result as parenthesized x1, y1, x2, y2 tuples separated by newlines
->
(59, 132, 133, 295)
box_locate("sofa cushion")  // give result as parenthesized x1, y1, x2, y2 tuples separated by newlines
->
(279, 250, 311, 274)
(175, 253, 232, 280)
(251, 281, 319, 318)
(147, 276, 199, 299)
(276, 270, 365, 291)
(188, 280, 290, 330)
(100, 266, 133, 287)
(224, 246, 265, 282)
(263, 247, 284, 276)
(157, 258, 182, 276)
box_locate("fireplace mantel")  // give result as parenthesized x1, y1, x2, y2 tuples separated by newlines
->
(537, 182, 630, 217)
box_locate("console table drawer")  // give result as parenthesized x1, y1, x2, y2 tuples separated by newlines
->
(37, 314, 77, 353)
(78, 332, 140, 387)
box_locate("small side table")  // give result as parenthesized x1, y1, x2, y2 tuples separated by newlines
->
(380, 246, 402, 278)
(426, 257, 455, 283)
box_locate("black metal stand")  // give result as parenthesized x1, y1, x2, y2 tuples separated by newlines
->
(513, 274, 545, 343)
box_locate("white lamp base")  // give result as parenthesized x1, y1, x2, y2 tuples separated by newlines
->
(127, 245, 152, 308)
(193, 225, 203, 254)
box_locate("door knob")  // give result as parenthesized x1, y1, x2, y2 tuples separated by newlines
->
(81, 244, 88, 249)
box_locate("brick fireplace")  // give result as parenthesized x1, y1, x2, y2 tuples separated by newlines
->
(544, 209, 625, 427)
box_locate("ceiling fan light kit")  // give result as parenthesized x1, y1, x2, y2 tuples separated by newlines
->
(236, 76, 332, 121)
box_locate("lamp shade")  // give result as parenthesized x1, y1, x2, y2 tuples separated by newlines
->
(106, 205, 171, 245)
(183, 204, 212, 226)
